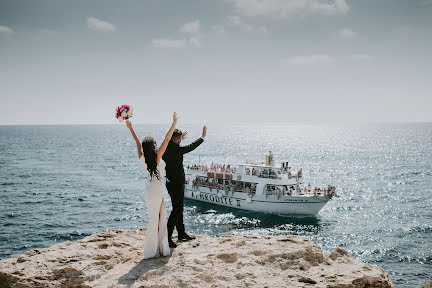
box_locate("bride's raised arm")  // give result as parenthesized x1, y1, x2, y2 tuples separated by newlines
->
(126, 120, 143, 159)
(156, 112, 178, 162)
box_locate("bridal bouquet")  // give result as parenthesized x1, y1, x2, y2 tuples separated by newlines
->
(115, 105, 133, 122)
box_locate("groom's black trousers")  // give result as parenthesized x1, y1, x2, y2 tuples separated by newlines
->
(166, 181, 185, 237)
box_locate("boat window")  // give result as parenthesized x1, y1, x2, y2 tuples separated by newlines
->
(265, 185, 291, 196)
(193, 177, 257, 193)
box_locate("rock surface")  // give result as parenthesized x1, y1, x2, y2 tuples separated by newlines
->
(0, 229, 394, 288)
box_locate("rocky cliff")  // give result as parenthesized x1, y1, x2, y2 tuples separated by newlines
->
(0, 229, 394, 288)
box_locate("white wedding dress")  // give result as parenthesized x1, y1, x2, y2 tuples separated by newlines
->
(140, 155, 170, 259)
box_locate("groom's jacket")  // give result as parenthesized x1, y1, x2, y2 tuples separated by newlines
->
(163, 138, 204, 185)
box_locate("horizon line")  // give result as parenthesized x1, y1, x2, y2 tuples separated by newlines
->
(0, 121, 431, 126)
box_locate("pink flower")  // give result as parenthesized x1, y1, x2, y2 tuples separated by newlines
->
(115, 104, 134, 120)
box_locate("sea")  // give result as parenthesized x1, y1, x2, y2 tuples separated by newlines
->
(0, 123, 431, 287)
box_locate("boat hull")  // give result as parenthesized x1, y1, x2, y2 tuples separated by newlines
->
(184, 185, 330, 216)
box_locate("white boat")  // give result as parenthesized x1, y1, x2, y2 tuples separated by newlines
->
(184, 152, 336, 216)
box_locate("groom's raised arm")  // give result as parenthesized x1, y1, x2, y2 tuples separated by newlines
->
(179, 125, 207, 154)
(179, 137, 204, 154)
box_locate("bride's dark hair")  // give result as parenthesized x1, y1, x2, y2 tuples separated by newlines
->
(142, 136, 161, 181)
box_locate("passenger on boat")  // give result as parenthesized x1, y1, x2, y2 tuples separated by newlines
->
(224, 186, 229, 195)
(297, 169, 302, 178)
(276, 187, 281, 200)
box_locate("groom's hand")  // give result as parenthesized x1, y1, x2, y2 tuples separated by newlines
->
(202, 126, 208, 139)
(182, 131, 188, 140)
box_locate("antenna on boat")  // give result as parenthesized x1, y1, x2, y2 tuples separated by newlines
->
(310, 169, 313, 187)
(199, 154, 201, 166)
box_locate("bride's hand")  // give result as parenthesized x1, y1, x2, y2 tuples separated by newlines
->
(126, 120, 132, 129)
(173, 112, 178, 123)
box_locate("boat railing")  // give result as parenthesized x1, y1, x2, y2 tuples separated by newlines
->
(265, 185, 336, 198)
(187, 164, 304, 181)
(192, 178, 257, 194)
(187, 165, 237, 174)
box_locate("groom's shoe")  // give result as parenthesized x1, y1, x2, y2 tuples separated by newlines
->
(178, 233, 196, 241)
(168, 238, 177, 248)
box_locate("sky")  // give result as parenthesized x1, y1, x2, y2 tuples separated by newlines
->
(0, 0, 431, 125)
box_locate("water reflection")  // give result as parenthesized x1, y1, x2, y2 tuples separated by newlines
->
(184, 198, 325, 235)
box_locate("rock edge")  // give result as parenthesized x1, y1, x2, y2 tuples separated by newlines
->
(0, 229, 394, 288)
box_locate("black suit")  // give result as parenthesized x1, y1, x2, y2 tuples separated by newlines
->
(163, 138, 204, 238)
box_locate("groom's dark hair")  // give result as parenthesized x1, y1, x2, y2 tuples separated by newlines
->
(171, 129, 183, 141)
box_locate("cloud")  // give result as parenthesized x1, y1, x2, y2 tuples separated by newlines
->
(0, 25, 14, 35)
(155, 20, 202, 49)
(87, 17, 115, 32)
(180, 20, 200, 34)
(213, 16, 269, 34)
(225, 0, 349, 18)
(420, 0, 432, 5)
(228, 15, 242, 26)
(339, 28, 356, 38)
(257, 25, 268, 32)
(283, 54, 334, 65)
(152, 37, 201, 49)
(152, 38, 186, 48)
(189, 37, 201, 48)
(227, 15, 254, 30)
(212, 25, 226, 35)
(352, 54, 369, 60)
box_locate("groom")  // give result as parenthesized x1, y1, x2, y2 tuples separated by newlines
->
(163, 125, 207, 248)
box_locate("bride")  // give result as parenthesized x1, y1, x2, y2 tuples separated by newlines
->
(126, 112, 178, 259)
